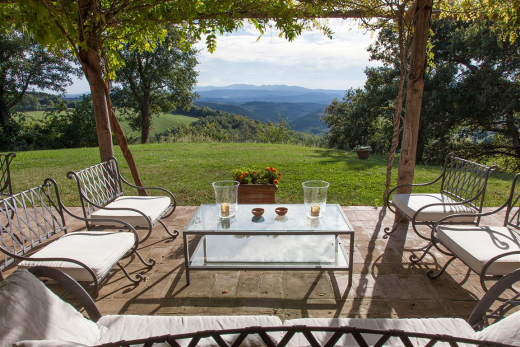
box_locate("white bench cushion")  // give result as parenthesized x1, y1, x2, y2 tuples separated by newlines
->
(97, 315, 284, 346)
(475, 310, 520, 345)
(392, 193, 476, 222)
(91, 196, 171, 227)
(0, 270, 105, 347)
(284, 317, 476, 347)
(437, 225, 520, 276)
(13, 341, 88, 347)
(18, 231, 136, 282)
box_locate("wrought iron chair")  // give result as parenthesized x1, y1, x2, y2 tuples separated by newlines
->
(428, 173, 520, 291)
(0, 178, 155, 295)
(0, 152, 16, 197)
(385, 153, 496, 264)
(67, 157, 178, 243)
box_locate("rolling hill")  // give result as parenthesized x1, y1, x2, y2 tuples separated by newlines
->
(194, 84, 344, 133)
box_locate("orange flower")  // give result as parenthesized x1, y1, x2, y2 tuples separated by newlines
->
(270, 166, 274, 171)
(273, 179, 279, 185)
(278, 174, 281, 179)
(239, 175, 244, 180)
(272, 168, 277, 173)
(244, 171, 249, 175)
(266, 167, 270, 171)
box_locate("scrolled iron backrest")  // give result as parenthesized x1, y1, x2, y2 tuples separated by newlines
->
(0, 182, 66, 272)
(91, 325, 513, 347)
(68, 158, 123, 215)
(441, 154, 495, 211)
(0, 153, 16, 197)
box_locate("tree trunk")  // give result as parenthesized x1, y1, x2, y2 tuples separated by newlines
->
(141, 92, 151, 144)
(384, 6, 410, 206)
(80, 41, 114, 162)
(394, 0, 433, 222)
(0, 101, 8, 128)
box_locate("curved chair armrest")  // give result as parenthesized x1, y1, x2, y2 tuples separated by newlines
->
(120, 174, 176, 200)
(43, 178, 143, 242)
(28, 266, 102, 322)
(385, 174, 445, 207)
(432, 200, 510, 234)
(468, 268, 520, 329)
(119, 175, 176, 218)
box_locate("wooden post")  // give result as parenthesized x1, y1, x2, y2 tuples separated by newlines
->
(395, 0, 433, 222)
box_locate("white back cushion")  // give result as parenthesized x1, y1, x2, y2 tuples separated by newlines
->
(97, 315, 284, 346)
(13, 341, 88, 347)
(284, 317, 476, 346)
(475, 310, 520, 345)
(0, 270, 104, 346)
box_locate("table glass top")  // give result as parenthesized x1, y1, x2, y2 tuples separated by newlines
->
(184, 204, 353, 232)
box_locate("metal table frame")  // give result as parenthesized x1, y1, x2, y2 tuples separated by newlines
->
(182, 204, 354, 287)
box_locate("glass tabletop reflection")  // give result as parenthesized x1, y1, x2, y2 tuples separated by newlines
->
(184, 204, 353, 233)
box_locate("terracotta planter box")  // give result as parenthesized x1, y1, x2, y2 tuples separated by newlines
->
(238, 184, 278, 204)
(355, 150, 370, 160)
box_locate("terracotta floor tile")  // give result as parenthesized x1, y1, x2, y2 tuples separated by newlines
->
(14, 205, 514, 322)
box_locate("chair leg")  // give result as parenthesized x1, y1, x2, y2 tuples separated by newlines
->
(383, 215, 407, 239)
(158, 219, 179, 238)
(116, 262, 145, 284)
(427, 256, 457, 279)
(135, 250, 156, 268)
(409, 242, 434, 264)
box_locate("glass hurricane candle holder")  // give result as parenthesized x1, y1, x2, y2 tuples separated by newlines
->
(212, 180, 239, 219)
(302, 180, 329, 219)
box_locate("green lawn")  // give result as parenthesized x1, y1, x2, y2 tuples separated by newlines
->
(7, 143, 514, 207)
(24, 111, 197, 139)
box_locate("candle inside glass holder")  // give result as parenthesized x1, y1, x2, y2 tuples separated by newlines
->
(310, 205, 320, 216)
(221, 203, 230, 217)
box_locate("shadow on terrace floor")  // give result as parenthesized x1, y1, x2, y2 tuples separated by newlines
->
(9, 205, 508, 321)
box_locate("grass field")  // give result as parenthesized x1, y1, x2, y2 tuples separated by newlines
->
(24, 111, 197, 139)
(7, 143, 514, 207)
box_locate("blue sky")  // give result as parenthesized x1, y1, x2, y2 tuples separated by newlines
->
(66, 19, 379, 94)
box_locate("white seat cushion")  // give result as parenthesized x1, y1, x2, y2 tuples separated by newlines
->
(475, 310, 520, 345)
(18, 231, 136, 282)
(91, 196, 171, 227)
(284, 317, 476, 347)
(437, 225, 520, 276)
(97, 315, 284, 347)
(392, 193, 477, 222)
(0, 270, 105, 346)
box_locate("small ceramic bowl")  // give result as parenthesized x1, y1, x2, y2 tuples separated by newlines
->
(275, 207, 288, 216)
(251, 208, 265, 217)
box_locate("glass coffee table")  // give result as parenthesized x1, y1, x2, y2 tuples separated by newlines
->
(182, 204, 354, 286)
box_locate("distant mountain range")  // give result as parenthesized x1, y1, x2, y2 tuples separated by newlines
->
(194, 84, 345, 133)
(195, 84, 344, 105)
(65, 84, 346, 133)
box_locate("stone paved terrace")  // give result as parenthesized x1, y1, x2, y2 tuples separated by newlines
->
(5, 206, 509, 321)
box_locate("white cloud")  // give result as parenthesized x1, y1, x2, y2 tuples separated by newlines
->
(195, 19, 381, 90)
(65, 19, 380, 93)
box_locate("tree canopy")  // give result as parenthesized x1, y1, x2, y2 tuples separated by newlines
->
(324, 19, 520, 171)
(0, 30, 79, 127)
(111, 26, 198, 144)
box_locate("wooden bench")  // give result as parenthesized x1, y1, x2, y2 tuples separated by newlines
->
(67, 157, 178, 243)
(385, 153, 496, 263)
(0, 178, 155, 295)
